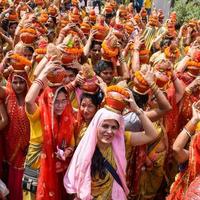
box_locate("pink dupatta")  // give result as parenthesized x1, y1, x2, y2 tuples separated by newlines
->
(64, 108, 129, 199)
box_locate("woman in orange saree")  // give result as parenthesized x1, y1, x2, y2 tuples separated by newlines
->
(167, 101, 200, 200)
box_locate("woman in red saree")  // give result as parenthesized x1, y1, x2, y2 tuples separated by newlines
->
(25, 58, 76, 200)
(0, 65, 31, 200)
(167, 101, 200, 200)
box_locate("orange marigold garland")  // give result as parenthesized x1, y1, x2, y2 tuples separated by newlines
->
(164, 47, 180, 59)
(134, 71, 148, 86)
(102, 40, 119, 58)
(20, 28, 37, 35)
(186, 60, 200, 68)
(64, 47, 83, 56)
(106, 85, 130, 98)
(10, 54, 32, 70)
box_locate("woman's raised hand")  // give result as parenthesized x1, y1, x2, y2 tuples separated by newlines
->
(38, 59, 61, 79)
(192, 101, 200, 122)
(125, 89, 140, 112)
(143, 65, 155, 86)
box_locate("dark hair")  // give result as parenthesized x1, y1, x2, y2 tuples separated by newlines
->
(91, 147, 106, 179)
(49, 16, 57, 25)
(132, 90, 149, 109)
(91, 40, 102, 50)
(94, 60, 113, 75)
(57, 87, 68, 96)
(62, 66, 79, 76)
(9, 21, 18, 27)
(80, 92, 103, 108)
(24, 46, 34, 54)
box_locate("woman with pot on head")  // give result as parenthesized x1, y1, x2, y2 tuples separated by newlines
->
(23, 56, 76, 200)
(64, 85, 159, 200)
(167, 100, 200, 200)
(75, 92, 103, 145)
(0, 52, 32, 200)
(94, 59, 124, 86)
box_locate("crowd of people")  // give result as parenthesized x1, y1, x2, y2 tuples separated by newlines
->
(0, 0, 200, 199)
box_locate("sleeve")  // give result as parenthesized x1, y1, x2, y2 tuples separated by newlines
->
(125, 131, 132, 147)
(26, 105, 40, 122)
(124, 112, 142, 132)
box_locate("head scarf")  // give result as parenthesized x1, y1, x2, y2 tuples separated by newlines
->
(36, 86, 75, 200)
(64, 107, 129, 200)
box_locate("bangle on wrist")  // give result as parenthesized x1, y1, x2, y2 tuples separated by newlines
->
(34, 79, 44, 88)
(185, 119, 197, 135)
(44, 55, 51, 61)
(186, 88, 192, 94)
(150, 82, 156, 88)
(172, 75, 177, 82)
(119, 56, 125, 63)
(183, 128, 192, 138)
(136, 108, 144, 116)
(150, 82, 158, 93)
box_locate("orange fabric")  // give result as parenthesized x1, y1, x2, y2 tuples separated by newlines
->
(36, 86, 75, 200)
(167, 132, 200, 200)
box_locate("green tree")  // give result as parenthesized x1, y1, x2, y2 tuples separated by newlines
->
(172, 0, 200, 25)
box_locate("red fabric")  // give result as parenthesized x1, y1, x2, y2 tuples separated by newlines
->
(3, 73, 30, 168)
(7, 166, 24, 200)
(164, 84, 180, 153)
(167, 133, 200, 200)
(0, 136, 3, 179)
(177, 71, 195, 86)
(185, 176, 200, 200)
(178, 92, 200, 131)
(3, 72, 30, 200)
(36, 86, 75, 200)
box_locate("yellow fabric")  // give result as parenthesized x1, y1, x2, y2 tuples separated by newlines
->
(124, 131, 133, 160)
(139, 122, 167, 198)
(70, 92, 79, 110)
(196, 122, 200, 131)
(144, 0, 152, 9)
(23, 191, 36, 200)
(23, 106, 43, 200)
(91, 146, 116, 200)
(76, 122, 88, 146)
(25, 106, 43, 169)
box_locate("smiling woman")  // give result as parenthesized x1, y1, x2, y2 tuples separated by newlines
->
(64, 86, 159, 199)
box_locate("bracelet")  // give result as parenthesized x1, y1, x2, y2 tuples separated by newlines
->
(150, 82, 156, 88)
(185, 119, 197, 135)
(172, 75, 178, 82)
(119, 56, 125, 63)
(134, 48, 140, 51)
(44, 55, 51, 61)
(34, 79, 44, 88)
(136, 108, 144, 116)
(65, 82, 76, 92)
(150, 82, 158, 93)
(183, 128, 192, 138)
(185, 88, 192, 94)
(59, 33, 65, 38)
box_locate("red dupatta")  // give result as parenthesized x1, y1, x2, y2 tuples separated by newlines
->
(36, 86, 75, 200)
(3, 72, 30, 169)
